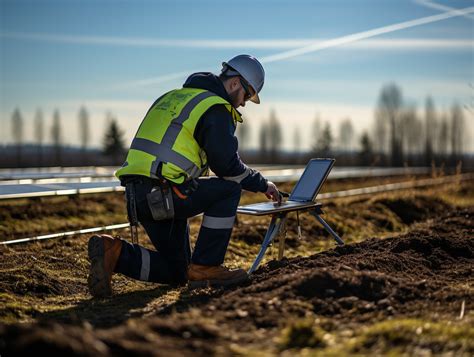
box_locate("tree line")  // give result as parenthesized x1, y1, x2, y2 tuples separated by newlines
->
(8, 107, 126, 167)
(5, 81, 470, 167)
(237, 82, 468, 167)
(371, 83, 466, 166)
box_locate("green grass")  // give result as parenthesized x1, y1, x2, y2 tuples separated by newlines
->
(273, 317, 474, 356)
(348, 318, 474, 355)
(277, 318, 328, 350)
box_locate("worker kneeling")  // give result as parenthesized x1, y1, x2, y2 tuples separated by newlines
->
(87, 55, 281, 297)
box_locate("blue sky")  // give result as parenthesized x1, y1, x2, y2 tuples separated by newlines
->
(1, 0, 473, 151)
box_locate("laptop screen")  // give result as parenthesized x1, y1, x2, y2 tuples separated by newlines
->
(289, 159, 335, 202)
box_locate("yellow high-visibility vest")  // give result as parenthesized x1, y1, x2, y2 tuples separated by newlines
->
(115, 88, 242, 184)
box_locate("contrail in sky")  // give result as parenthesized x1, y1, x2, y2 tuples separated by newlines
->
(5, 4, 470, 89)
(414, 0, 474, 20)
(260, 5, 474, 63)
(126, 4, 474, 88)
(1, 32, 471, 50)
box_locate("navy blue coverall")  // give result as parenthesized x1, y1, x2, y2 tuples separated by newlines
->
(114, 73, 268, 285)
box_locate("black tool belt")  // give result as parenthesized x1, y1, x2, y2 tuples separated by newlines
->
(121, 175, 199, 222)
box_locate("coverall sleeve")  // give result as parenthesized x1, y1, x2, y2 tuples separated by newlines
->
(194, 105, 268, 193)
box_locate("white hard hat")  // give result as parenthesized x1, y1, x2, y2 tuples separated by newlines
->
(222, 54, 265, 104)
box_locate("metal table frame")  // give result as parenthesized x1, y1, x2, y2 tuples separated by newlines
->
(238, 203, 344, 274)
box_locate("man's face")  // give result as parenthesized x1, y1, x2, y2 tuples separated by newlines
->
(227, 77, 254, 108)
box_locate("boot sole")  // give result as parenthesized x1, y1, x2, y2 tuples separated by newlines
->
(87, 235, 112, 298)
(188, 275, 249, 289)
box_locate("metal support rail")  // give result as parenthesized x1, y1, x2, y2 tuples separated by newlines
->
(0, 167, 432, 200)
(1, 173, 472, 246)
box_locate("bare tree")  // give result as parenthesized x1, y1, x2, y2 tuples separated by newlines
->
(338, 118, 354, 152)
(437, 112, 449, 159)
(34, 109, 44, 165)
(268, 109, 282, 163)
(450, 102, 465, 161)
(375, 83, 403, 166)
(464, 82, 473, 114)
(399, 105, 421, 160)
(79, 106, 90, 153)
(11, 108, 23, 166)
(258, 120, 268, 162)
(373, 112, 387, 154)
(424, 96, 437, 165)
(310, 115, 322, 154)
(236, 120, 250, 151)
(293, 126, 301, 153)
(51, 109, 62, 165)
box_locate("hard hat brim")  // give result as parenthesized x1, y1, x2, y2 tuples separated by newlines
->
(250, 93, 260, 104)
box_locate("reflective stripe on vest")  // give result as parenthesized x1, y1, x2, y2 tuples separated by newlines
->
(128, 90, 214, 179)
(116, 88, 241, 183)
(129, 137, 201, 178)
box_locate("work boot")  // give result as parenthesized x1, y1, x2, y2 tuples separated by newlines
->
(87, 234, 122, 298)
(187, 263, 249, 289)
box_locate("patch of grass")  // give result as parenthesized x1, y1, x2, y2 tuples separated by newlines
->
(277, 318, 328, 350)
(434, 182, 474, 207)
(0, 293, 39, 323)
(348, 318, 474, 355)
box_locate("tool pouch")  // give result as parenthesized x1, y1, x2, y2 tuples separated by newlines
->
(146, 185, 175, 221)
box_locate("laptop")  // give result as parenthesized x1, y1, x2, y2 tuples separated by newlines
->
(237, 158, 335, 215)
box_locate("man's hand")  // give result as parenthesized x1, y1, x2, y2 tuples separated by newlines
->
(265, 181, 282, 204)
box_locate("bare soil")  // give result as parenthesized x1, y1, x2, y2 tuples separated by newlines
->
(0, 179, 473, 355)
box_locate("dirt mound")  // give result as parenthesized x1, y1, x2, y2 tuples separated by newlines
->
(0, 318, 224, 356)
(1, 207, 472, 355)
(0, 193, 126, 239)
(0, 246, 86, 298)
(0, 266, 67, 296)
(210, 210, 471, 330)
(372, 194, 450, 224)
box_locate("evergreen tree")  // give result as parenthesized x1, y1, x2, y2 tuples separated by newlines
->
(103, 114, 126, 164)
(359, 131, 373, 165)
(316, 122, 332, 157)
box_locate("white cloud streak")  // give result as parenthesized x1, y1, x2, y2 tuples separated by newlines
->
(414, 0, 474, 20)
(112, 5, 474, 89)
(2, 5, 472, 91)
(1, 31, 472, 50)
(108, 71, 196, 91)
(260, 5, 474, 63)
